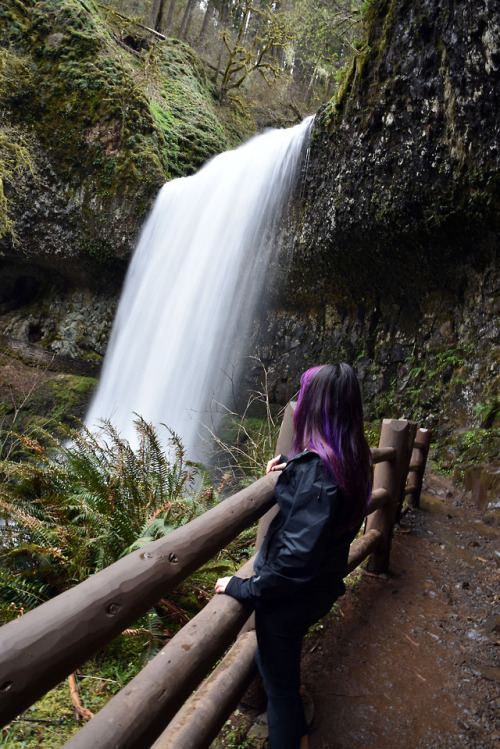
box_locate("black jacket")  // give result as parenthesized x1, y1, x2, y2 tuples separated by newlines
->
(225, 450, 359, 605)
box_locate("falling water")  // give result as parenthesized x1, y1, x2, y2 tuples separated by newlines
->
(85, 117, 313, 456)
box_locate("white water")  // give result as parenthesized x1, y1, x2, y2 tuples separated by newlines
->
(85, 117, 313, 456)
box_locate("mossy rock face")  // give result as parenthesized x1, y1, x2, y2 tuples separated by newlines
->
(0, 0, 242, 278)
(284, 0, 500, 305)
(243, 0, 500, 462)
(0, 0, 252, 366)
(151, 40, 236, 178)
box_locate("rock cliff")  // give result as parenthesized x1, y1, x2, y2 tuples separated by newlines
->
(0, 0, 246, 357)
(253, 0, 499, 464)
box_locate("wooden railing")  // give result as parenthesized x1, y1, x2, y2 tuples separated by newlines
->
(0, 407, 431, 747)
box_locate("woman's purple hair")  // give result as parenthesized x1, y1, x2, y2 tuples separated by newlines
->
(290, 363, 372, 528)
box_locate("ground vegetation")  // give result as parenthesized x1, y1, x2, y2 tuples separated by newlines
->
(0, 355, 259, 746)
(0, 407, 252, 746)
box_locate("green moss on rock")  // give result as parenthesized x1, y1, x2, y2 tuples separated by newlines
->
(0, 350, 97, 451)
(0, 0, 246, 268)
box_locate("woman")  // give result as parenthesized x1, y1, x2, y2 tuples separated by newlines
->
(215, 363, 372, 749)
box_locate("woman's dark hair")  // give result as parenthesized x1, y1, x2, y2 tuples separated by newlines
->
(290, 363, 372, 528)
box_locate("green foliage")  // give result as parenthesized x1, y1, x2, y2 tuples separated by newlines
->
(360, 0, 380, 16)
(0, 351, 97, 463)
(287, 0, 361, 107)
(432, 424, 500, 476)
(0, 403, 253, 744)
(473, 396, 500, 429)
(455, 427, 500, 466)
(211, 709, 250, 749)
(363, 420, 381, 448)
(391, 345, 475, 422)
(0, 417, 209, 616)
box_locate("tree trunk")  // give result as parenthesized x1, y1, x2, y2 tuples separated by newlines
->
(215, 0, 231, 81)
(153, 0, 166, 32)
(154, 0, 176, 33)
(178, 0, 196, 40)
(198, 0, 215, 43)
(165, 0, 176, 32)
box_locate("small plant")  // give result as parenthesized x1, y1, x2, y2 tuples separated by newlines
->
(473, 397, 500, 428)
(360, 0, 380, 16)
(364, 420, 381, 447)
(211, 709, 250, 749)
(205, 359, 285, 486)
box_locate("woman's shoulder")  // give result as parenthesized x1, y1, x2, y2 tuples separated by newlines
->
(287, 449, 321, 464)
(286, 450, 340, 490)
(285, 450, 329, 482)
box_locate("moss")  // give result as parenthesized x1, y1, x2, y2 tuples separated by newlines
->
(0, 49, 37, 241)
(0, 0, 250, 262)
(1, 1, 167, 240)
(364, 419, 382, 448)
(0, 352, 97, 441)
(149, 43, 230, 176)
(80, 236, 116, 265)
(318, 0, 396, 130)
(35, 373, 97, 423)
(432, 426, 500, 475)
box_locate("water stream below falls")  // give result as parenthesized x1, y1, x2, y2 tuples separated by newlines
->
(85, 117, 313, 457)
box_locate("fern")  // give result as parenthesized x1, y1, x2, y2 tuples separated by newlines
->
(0, 416, 211, 619)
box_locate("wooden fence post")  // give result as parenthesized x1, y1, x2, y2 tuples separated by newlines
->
(254, 401, 296, 551)
(405, 427, 432, 508)
(365, 419, 415, 574)
(396, 419, 417, 523)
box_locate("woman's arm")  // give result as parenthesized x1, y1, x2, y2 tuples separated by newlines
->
(215, 455, 287, 597)
(217, 454, 340, 604)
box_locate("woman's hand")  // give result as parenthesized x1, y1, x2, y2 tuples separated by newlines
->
(215, 576, 232, 594)
(266, 455, 287, 474)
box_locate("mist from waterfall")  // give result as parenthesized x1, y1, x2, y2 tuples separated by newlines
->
(85, 117, 313, 457)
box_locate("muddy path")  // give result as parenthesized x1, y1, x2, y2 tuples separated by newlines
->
(238, 473, 500, 749)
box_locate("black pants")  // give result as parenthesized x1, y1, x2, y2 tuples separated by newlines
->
(254, 591, 337, 749)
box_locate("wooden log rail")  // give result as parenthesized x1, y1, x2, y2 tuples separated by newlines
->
(405, 427, 432, 507)
(0, 409, 432, 747)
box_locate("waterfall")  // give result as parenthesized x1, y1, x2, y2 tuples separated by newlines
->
(85, 117, 313, 457)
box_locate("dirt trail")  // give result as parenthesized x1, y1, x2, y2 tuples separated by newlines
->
(240, 473, 500, 749)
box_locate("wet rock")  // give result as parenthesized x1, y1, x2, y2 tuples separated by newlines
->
(248, 0, 499, 452)
(467, 628, 493, 644)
